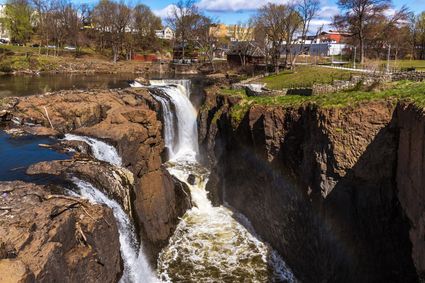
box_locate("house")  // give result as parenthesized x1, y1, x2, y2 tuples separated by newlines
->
(0, 4, 10, 41)
(285, 43, 348, 56)
(209, 24, 254, 42)
(155, 27, 174, 40)
(227, 42, 265, 66)
(318, 30, 351, 44)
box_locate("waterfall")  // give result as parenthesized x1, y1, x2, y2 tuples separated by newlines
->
(147, 80, 296, 282)
(63, 134, 122, 166)
(73, 178, 157, 283)
(64, 134, 157, 283)
(148, 80, 199, 161)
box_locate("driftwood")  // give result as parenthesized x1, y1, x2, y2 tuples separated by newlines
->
(0, 206, 13, 210)
(0, 187, 15, 193)
(76, 223, 88, 246)
(43, 106, 54, 130)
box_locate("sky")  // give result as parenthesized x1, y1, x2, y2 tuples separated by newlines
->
(141, 0, 425, 30)
(1, 0, 424, 31)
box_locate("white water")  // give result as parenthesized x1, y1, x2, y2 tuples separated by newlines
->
(64, 134, 157, 282)
(149, 80, 296, 282)
(72, 178, 157, 283)
(63, 134, 122, 166)
(148, 80, 199, 161)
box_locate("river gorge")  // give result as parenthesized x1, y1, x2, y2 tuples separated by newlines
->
(0, 75, 424, 282)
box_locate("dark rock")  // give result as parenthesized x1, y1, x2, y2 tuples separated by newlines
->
(187, 174, 196, 185)
(199, 91, 419, 282)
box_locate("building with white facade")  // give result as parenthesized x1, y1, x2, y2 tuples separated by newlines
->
(155, 27, 174, 40)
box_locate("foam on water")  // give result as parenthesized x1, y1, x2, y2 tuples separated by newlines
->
(72, 178, 157, 283)
(148, 80, 296, 282)
(63, 134, 122, 166)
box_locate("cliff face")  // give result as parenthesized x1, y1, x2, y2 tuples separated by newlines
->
(397, 104, 425, 281)
(199, 93, 420, 282)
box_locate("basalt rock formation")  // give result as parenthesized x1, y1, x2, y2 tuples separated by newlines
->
(2, 88, 192, 261)
(0, 181, 122, 282)
(199, 92, 424, 282)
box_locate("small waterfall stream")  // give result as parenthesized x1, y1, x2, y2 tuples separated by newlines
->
(147, 80, 296, 282)
(63, 135, 157, 283)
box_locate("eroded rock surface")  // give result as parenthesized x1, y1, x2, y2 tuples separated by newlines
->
(0, 181, 122, 282)
(199, 92, 419, 282)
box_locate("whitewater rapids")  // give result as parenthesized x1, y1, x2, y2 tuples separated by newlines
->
(147, 80, 296, 282)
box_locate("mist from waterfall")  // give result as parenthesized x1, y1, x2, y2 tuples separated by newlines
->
(148, 80, 296, 282)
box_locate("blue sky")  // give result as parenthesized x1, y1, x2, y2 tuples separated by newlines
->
(2, 0, 424, 30)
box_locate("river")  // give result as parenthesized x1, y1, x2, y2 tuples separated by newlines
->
(0, 73, 136, 98)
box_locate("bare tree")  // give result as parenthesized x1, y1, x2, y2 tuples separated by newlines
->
(291, 0, 320, 66)
(167, 0, 200, 60)
(253, 3, 302, 73)
(132, 4, 162, 51)
(334, 0, 391, 64)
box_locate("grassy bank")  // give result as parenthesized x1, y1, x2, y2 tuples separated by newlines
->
(218, 81, 425, 122)
(0, 45, 147, 74)
(258, 66, 355, 89)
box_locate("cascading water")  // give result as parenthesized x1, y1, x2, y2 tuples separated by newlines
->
(73, 178, 157, 283)
(63, 134, 122, 166)
(149, 80, 199, 160)
(63, 134, 157, 283)
(146, 80, 296, 282)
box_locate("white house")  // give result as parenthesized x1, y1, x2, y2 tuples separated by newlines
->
(0, 4, 10, 41)
(155, 27, 174, 40)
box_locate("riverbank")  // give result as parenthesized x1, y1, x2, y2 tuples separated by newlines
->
(0, 48, 156, 75)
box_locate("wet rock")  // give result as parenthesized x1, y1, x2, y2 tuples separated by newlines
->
(26, 159, 134, 217)
(187, 174, 196, 185)
(0, 181, 122, 282)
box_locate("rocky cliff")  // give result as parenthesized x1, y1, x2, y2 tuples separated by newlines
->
(2, 88, 192, 262)
(0, 181, 122, 282)
(199, 92, 423, 282)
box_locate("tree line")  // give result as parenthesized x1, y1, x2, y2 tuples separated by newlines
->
(1, 0, 425, 65)
(1, 0, 164, 61)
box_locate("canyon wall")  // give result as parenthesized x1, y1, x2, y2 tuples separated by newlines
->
(199, 93, 422, 282)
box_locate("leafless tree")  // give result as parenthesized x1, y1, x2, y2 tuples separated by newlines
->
(291, 0, 320, 66)
(167, 0, 201, 60)
(253, 3, 302, 73)
(334, 0, 391, 64)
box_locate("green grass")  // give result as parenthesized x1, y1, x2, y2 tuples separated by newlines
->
(258, 66, 355, 90)
(218, 81, 425, 124)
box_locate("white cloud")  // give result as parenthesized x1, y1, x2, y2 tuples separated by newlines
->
(154, 4, 177, 19)
(318, 6, 340, 18)
(197, 0, 288, 12)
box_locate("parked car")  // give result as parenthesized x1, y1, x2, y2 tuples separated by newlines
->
(0, 38, 10, 44)
(31, 43, 40, 48)
(47, 45, 56, 49)
(64, 46, 76, 51)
